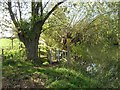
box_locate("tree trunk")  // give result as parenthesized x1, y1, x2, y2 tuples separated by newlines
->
(18, 26, 41, 63)
(25, 39, 39, 62)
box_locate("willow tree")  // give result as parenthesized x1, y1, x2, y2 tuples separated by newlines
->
(6, 0, 66, 62)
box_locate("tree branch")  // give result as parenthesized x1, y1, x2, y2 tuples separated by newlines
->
(8, 0, 18, 28)
(82, 10, 114, 32)
(40, 0, 43, 17)
(17, 0, 22, 21)
(35, 2, 40, 15)
(31, 0, 35, 17)
(38, 0, 67, 25)
(52, 13, 69, 29)
(43, 0, 50, 10)
(42, 23, 67, 33)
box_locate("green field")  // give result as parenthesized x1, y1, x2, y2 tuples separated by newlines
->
(0, 38, 22, 54)
(0, 38, 20, 48)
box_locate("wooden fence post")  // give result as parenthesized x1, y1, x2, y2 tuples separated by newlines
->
(54, 48, 57, 60)
(11, 38, 14, 49)
(47, 49, 52, 64)
(62, 50, 66, 59)
(38, 48, 40, 58)
(56, 50, 61, 62)
(2, 49, 4, 59)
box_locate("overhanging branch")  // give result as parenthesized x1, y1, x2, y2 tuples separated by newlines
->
(37, 0, 67, 25)
(43, 0, 67, 23)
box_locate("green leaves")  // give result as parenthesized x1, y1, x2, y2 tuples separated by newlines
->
(73, 3, 77, 7)
(19, 20, 30, 31)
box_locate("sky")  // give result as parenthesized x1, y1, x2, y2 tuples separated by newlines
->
(0, 0, 119, 2)
(0, 0, 119, 38)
